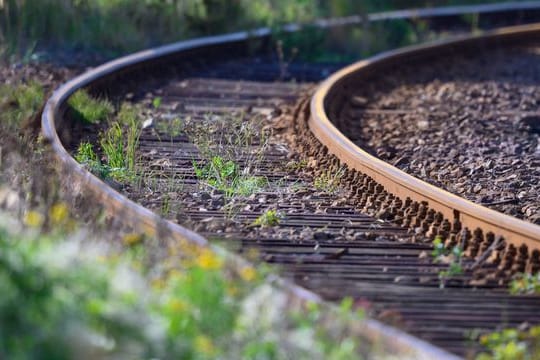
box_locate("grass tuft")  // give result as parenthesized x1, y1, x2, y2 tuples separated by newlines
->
(193, 156, 266, 197)
(72, 102, 142, 182)
(252, 209, 282, 227)
(68, 90, 113, 124)
(188, 112, 270, 199)
(75, 141, 108, 178)
(100, 122, 125, 172)
(0, 82, 44, 130)
(313, 167, 344, 194)
(431, 236, 464, 288)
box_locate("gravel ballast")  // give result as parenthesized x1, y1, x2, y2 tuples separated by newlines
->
(341, 44, 540, 224)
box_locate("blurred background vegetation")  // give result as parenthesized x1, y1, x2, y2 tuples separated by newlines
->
(0, 0, 529, 60)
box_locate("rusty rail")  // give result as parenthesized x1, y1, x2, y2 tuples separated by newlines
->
(41, 5, 540, 360)
(310, 23, 540, 260)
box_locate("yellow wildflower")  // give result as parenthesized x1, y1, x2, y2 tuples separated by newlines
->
(177, 239, 199, 257)
(151, 278, 166, 289)
(123, 232, 144, 246)
(194, 335, 216, 356)
(167, 269, 185, 281)
(529, 326, 540, 337)
(195, 248, 223, 270)
(167, 298, 189, 312)
(24, 210, 44, 228)
(239, 266, 257, 282)
(244, 247, 260, 261)
(49, 202, 69, 225)
(479, 334, 489, 345)
(226, 285, 239, 297)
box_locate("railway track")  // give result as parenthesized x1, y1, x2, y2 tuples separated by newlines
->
(42, 5, 540, 360)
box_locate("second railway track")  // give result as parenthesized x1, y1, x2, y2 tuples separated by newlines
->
(43, 8, 540, 360)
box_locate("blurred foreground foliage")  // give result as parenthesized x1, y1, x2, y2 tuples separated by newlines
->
(0, 68, 370, 360)
(0, 0, 525, 59)
(0, 208, 367, 359)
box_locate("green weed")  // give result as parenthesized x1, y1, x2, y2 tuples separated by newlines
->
(509, 273, 540, 295)
(431, 236, 446, 258)
(234, 176, 268, 197)
(68, 90, 113, 124)
(313, 168, 344, 194)
(100, 122, 124, 175)
(75, 141, 108, 178)
(431, 236, 464, 288)
(286, 159, 308, 171)
(0, 82, 44, 130)
(119, 104, 142, 173)
(97, 103, 141, 182)
(188, 112, 269, 198)
(161, 194, 171, 217)
(193, 156, 266, 197)
(152, 97, 162, 109)
(253, 209, 282, 227)
(287, 297, 363, 359)
(156, 117, 183, 138)
(476, 326, 540, 360)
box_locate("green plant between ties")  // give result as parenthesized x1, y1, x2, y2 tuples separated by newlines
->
(509, 272, 540, 295)
(313, 167, 345, 194)
(75, 141, 109, 178)
(252, 209, 282, 227)
(193, 156, 267, 198)
(431, 236, 464, 288)
(189, 112, 269, 198)
(70, 99, 142, 183)
(68, 90, 114, 124)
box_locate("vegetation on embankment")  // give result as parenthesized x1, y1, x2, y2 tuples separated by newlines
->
(0, 0, 527, 59)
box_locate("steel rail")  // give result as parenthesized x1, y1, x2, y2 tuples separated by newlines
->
(41, 5, 540, 360)
(313, 1, 540, 28)
(310, 23, 540, 256)
(39, 24, 462, 360)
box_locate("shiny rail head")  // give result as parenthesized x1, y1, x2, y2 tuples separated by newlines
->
(40, 7, 540, 360)
(310, 23, 540, 255)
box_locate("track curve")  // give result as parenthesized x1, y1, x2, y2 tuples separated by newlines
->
(41, 7, 540, 360)
(311, 23, 540, 268)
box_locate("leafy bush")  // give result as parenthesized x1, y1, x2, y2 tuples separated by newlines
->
(477, 326, 540, 360)
(0, 0, 318, 57)
(0, 227, 159, 359)
(0, 211, 374, 359)
(1, 0, 526, 60)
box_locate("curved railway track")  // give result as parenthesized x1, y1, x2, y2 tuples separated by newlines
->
(42, 6, 540, 359)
